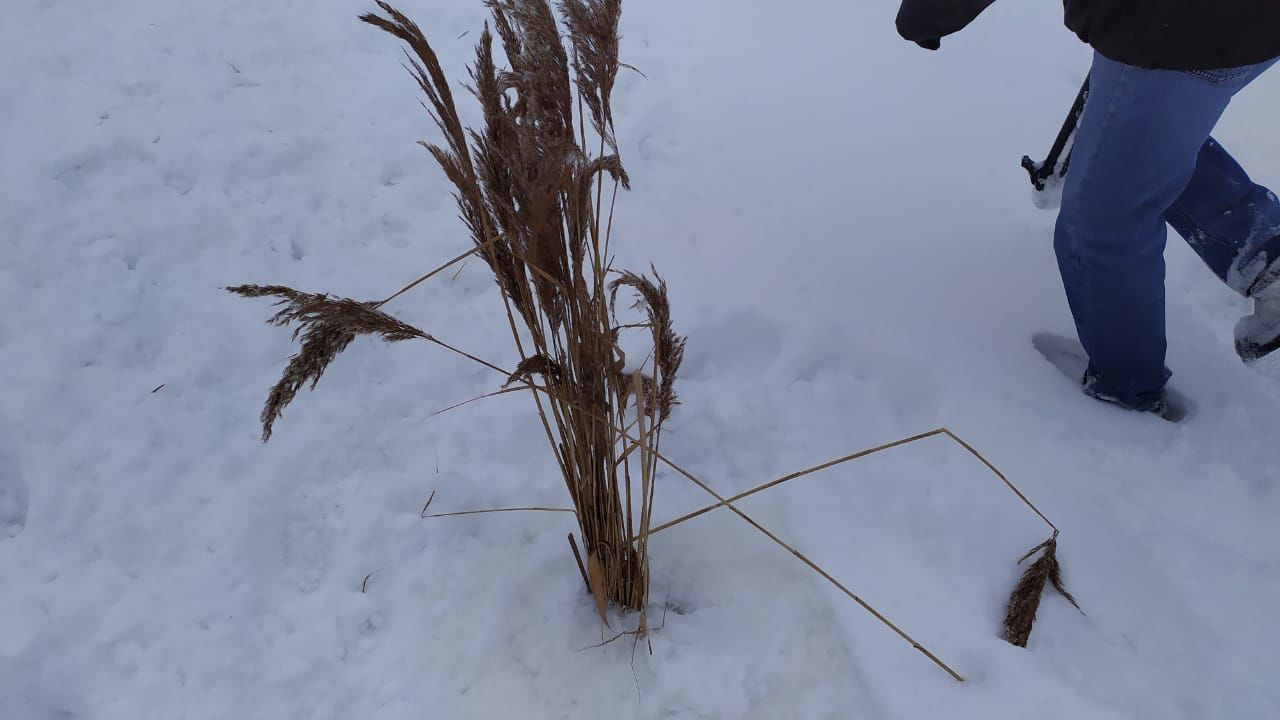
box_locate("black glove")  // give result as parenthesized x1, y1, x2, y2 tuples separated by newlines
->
(896, 0, 997, 51)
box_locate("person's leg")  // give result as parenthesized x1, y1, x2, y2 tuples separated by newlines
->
(1170, 138, 1280, 361)
(1166, 137, 1280, 289)
(1054, 54, 1252, 409)
(1163, 60, 1280, 292)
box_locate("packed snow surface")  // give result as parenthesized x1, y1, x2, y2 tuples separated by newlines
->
(3, 1, 1279, 718)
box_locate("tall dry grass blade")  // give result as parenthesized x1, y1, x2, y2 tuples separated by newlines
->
(359, 2, 467, 154)
(568, 533, 591, 591)
(586, 552, 611, 627)
(631, 371, 654, 609)
(362, 3, 534, 325)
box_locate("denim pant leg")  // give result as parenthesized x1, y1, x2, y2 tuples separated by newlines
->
(1053, 54, 1267, 408)
(1165, 139, 1279, 286)
(1165, 61, 1280, 292)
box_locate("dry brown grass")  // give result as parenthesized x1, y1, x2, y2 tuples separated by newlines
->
(231, 0, 677, 626)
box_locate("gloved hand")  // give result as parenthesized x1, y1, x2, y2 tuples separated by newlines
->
(896, 0, 997, 51)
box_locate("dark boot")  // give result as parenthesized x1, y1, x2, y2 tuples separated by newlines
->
(1082, 368, 1169, 415)
(1235, 237, 1280, 362)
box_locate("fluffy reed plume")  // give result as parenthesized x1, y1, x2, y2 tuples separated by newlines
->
(560, 0, 622, 149)
(610, 269, 685, 421)
(231, 0, 679, 626)
(504, 354, 564, 388)
(1001, 534, 1082, 648)
(226, 285, 428, 441)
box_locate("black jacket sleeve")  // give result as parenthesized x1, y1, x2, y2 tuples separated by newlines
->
(896, 0, 998, 49)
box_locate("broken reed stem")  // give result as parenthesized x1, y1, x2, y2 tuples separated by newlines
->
(939, 429, 1057, 533)
(430, 385, 534, 417)
(629, 429, 966, 682)
(374, 236, 497, 309)
(729, 500, 965, 682)
(425, 506, 576, 518)
(646, 428, 1057, 539)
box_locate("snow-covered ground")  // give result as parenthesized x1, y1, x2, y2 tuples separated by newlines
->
(3, 1, 1280, 717)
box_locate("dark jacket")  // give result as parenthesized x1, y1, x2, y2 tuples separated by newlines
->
(897, 0, 1280, 71)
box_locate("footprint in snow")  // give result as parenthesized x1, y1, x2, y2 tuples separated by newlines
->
(0, 451, 26, 541)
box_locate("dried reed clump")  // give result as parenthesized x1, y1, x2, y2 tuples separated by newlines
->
(231, 0, 679, 625)
(226, 0, 1079, 683)
(1001, 534, 1082, 648)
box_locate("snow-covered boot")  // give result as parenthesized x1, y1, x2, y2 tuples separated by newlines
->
(1235, 239, 1280, 362)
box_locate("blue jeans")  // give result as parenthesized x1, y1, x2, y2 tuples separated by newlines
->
(1055, 53, 1280, 409)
